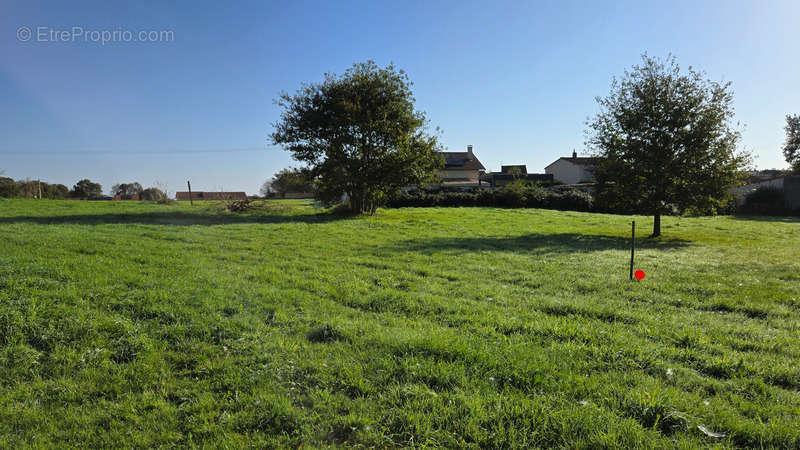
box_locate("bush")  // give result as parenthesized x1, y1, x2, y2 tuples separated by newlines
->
(0, 177, 19, 198)
(140, 188, 167, 202)
(741, 186, 785, 215)
(683, 195, 737, 216)
(387, 184, 593, 212)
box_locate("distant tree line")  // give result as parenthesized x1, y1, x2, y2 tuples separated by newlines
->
(0, 177, 71, 199)
(0, 176, 166, 201)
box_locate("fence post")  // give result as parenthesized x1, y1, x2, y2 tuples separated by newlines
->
(187, 180, 194, 206)
(629, 220, 635, 280)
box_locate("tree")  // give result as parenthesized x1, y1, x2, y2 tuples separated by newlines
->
(17, 179, 38, 198)
(783, 114, 800, 173)
(271, 61, 444, 214)
(46, 184, 69, 199)
(70, 179, 103, 198)
(111, 182, 143, 197)
(587, 54, 750, 236)
(140, 187, 167, 202)
(268, 167, 314, 195)
(259, 180, 272, 197)
(0, 177, 19, 198)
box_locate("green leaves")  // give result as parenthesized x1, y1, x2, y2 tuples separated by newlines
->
(783, 114, 800, 173)
(271, 61, 443, 214)
(71, 178, 103, 198)
(588, 54, 751, 235)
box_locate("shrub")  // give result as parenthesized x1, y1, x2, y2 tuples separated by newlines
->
(140, 187, 167, 202)
(0, 177, 20, 198)
(684, 195, 737, 216)
(741, 186, 785, 215)
(745, 186, 783, 204)
(387, 185, 593, 212)
(544, 188, 594, 211)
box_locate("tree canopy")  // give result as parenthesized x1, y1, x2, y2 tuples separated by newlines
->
(271, 61, 443, 214)
(783, 114, 800, 173)
(0, 177, 19, 198)
(587, 54, 750, 236)
(140, 187, 167, 202)
(70, 179, 103, 198)
(111, 182, 144, 197)
(0, 177, 68, 199)
(267, 167, 315, 195)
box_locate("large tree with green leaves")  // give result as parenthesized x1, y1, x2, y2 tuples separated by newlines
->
(271, 61, 443, 214)
(0, 177, 19, 198)
(587, 54, 750, 236)
(111, 182, 144, 197)
(267, 167, 315, 195)
(70, 179, 103, 198)
(783, 114, 800, 173)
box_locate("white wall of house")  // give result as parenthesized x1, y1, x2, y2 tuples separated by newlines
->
(545, 159, 593, 184)
(440, 169, 479, 182)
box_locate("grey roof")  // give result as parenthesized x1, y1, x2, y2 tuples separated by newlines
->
(545, 156, 601, 170)
(440, 152, 486, 171)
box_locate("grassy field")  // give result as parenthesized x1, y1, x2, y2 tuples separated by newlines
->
(1, 198, 799, 448)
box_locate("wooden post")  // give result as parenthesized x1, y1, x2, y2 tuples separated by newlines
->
(629, 220, 635, 280)
(187, 180, 194, 206)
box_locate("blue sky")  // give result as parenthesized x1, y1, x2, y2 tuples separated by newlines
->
(2, 0, 798, 195)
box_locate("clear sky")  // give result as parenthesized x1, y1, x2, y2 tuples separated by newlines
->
(2, 0, 798, 195)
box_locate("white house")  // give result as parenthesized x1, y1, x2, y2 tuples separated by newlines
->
(544, 151, 600, 184)
(439, 145, 486, 186)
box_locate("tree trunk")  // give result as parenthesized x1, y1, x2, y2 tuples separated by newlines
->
(651, 214, 661, 237)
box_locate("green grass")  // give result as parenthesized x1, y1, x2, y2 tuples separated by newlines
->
(1, 198, 799, 448)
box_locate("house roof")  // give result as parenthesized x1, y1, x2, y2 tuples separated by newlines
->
(440, 152, 486, 171)
(544, 156, 601, 170)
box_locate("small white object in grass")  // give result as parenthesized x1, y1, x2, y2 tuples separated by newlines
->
(666, 368, 674, 377)
(489, 377, 495, 382)
(698, 425, 726, 438)
(703, 399, 710, 406)
(579, 400, 588, 406)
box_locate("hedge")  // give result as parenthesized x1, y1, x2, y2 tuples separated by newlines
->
(387, 186, 594, 212)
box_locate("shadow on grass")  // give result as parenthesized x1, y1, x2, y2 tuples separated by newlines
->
(0, 211, 350, 226)
(729, 214, 800, 223)
(395, 233, 691, 255)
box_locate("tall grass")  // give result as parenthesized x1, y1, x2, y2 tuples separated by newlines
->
(0, 199, 798, 447)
